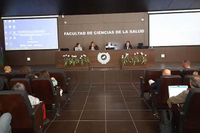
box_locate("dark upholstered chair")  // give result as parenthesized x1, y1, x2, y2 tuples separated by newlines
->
(170, 69, 181, 76)
(0, 76, 9, 90)
(172, 89, 200, 133)
(0, 91, 43, 133)
(140, 69, 162, 98)
(14, 73, 27, 78)
(50, 72, 70, 100)
(31, 78, 61, 116)
(182, 75, 200, 87)
(10, 78, 32, 95)
(151, 75, 182, 114)
(181, 68, 200, 78)
(0, 73, 14, 82)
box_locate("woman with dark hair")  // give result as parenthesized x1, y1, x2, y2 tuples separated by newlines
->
(39, 70, 63, 96)
(124, 41, 133, 49)
(74, 43, 83, 51)
(26, 72, 38, 81)
(89, 41, 99, 50)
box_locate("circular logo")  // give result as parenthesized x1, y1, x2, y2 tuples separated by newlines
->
(97, 52, 110, 64)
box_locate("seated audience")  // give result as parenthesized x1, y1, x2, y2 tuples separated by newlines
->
(19, 66, 31, 73)
(4, 66, 12, 73)
(124, 41, 133, 49)
(26, 72, 38, 81)
(182, 60, 191, 69)
(167, 76, 200, 108)
(74, 43, 83, 51)
(149, 69, 171, 90)
(39, 70, 63, 96)
(39, 70, 57, 87)
(182, 60, 198, 75)
(0, 113, 12, 133)
(11, 83, 49, 125)
(89, 41, 98, 50)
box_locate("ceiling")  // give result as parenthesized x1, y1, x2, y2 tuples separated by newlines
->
(0, 0, 200, 17)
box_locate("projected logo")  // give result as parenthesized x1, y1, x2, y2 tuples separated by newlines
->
(97, 52, 110, 64)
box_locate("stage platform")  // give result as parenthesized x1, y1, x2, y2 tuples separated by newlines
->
(10, 62, 200, 84)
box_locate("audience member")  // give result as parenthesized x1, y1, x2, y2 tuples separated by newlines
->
(4, 66, 12, 73)
(39, 70, 57, 86)
(11, 83, 49, 125)
(124, 41, 133, 49)
(26, 72, 38, 81)
(167, 76, 200, 108)
(0, 113, 12, 133)
(74, 43, 83, 51)
(89, 41, 98, 50)
(182, 60, 199, 75)
(19, 66, 31, 73)
(182, 60, 190, 69)
(149, 69, 171, 90)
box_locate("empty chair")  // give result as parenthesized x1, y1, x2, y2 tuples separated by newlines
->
(140, 69, 162, 98)
(172, 89, 200, 133)
(170, 69, 181, 76)
(0, 91, 43, 133)
(10, 78, 32, 95)
(181, 68, 200, 78)
(0, 73, 14, 82)
(14, 73, 27, 78)
(182, 75, 200, 87)
(31, 78, 61, 115)
(151, 75, 182, 114)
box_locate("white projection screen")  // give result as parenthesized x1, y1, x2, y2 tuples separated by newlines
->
(149, 11, 200, 47)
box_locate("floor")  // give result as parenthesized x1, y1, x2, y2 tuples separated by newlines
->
(43, 82, 159, 133)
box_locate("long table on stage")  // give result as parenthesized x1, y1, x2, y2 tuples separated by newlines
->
(55, 49, 154, 69)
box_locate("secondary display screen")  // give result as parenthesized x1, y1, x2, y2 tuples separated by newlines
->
(3, 18, 58, 51)
(149, 12, 200, 47)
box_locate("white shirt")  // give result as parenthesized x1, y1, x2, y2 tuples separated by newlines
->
(28, 95, 40, 106)
(75, 47, 82, 51)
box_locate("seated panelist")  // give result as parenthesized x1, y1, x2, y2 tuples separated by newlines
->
(74, 43, 83, 51)
(89, 41, 98, 50)
(105, 42, 114, 50)
(124, 41, 133, 49)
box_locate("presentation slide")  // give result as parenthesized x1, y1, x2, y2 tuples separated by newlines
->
(149, 12, 200, 47)
(3, 18, 58, 51)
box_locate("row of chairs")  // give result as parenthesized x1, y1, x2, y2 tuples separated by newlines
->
(140, 69, 200, 132)
(140, 68, 200, 98)
(0, 91, 44, 133)
(0, 71, 70, 94)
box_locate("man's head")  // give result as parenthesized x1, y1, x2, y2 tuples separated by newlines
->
(182, 60, 190, 68)
(11, 83, 25, 91)
(190, 76, 200, 88)
(4, 66, 12, 73)
(162, 69, 171, 76)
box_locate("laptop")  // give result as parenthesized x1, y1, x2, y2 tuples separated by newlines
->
(168, 85, 188, 98)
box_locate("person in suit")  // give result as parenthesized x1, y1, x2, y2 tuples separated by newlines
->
(74, 43, 83, 51)
(0, 113, 12, 133)
(124, 41, 133, 49)
(105, 42, 114, 50)
(167, 76, 200, 108)
(148, 69, 171, 90)
(4, 66, 12, 73)
(89, 41, 99, 50)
